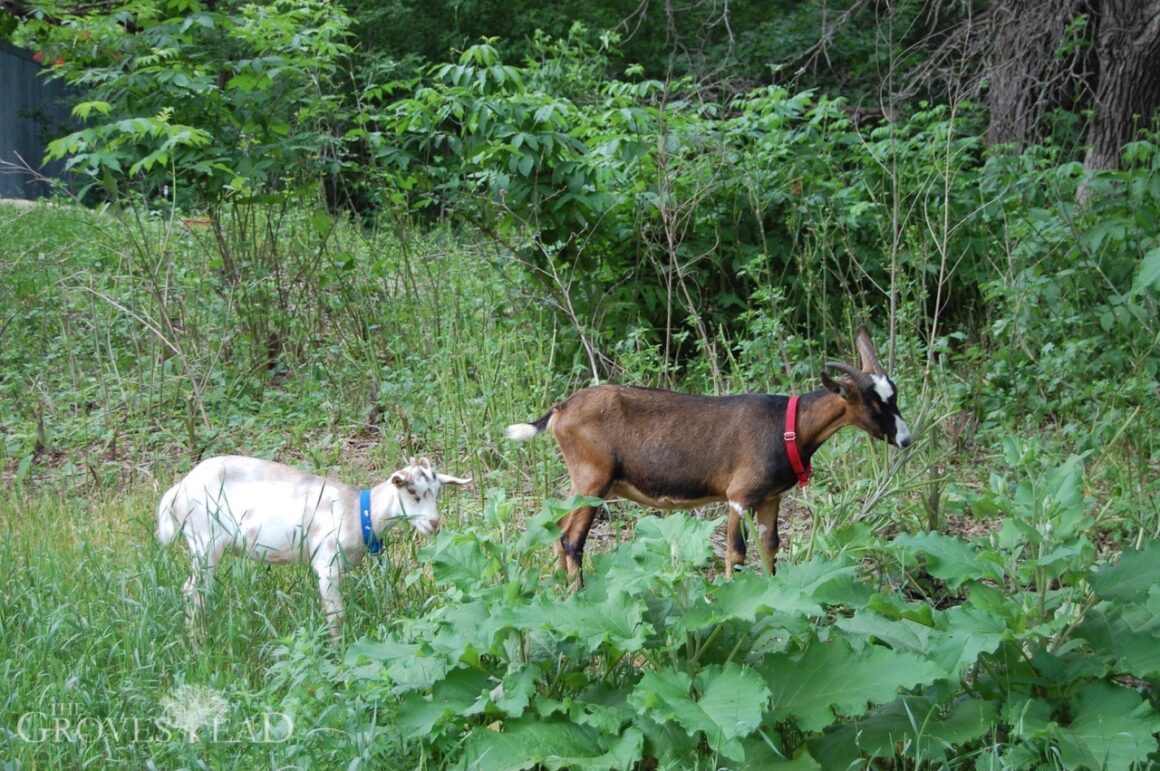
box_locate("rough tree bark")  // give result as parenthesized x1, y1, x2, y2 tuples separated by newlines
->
(902, 0, 1160, 171)
(1083, 0, 1160, 171)
(983, 0, 1093, 150)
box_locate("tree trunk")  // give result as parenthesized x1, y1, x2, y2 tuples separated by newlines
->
(985, 0, 1050, 148)
(1083, 0, 1160, 171)
(984, 0, 1094, 149)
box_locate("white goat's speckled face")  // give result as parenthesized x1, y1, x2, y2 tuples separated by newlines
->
(393, 462, 442, 534)
(391, 459, 472, 535)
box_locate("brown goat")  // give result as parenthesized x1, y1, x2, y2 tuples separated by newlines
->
(506, 326, 912, 585)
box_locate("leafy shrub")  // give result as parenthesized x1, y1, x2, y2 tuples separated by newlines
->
(27, 0, 353, 204)
(292, 461, 1160, 768)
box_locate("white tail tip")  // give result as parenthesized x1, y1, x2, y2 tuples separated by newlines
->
(505, 423, 539, 441)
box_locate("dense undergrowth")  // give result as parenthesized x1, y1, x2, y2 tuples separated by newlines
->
(1, 186, 1157, 767)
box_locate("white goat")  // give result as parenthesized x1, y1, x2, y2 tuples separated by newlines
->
(157, 455, 471, 636)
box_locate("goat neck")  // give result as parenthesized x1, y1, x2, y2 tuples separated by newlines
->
(794, 388, 857, 458)
(364, 479, 405, 539)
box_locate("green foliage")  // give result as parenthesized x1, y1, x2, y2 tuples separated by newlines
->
(969, 139, 1160, 431)
(369, 34, 896, 367)
(0, 8, 19, 40)
(368, 32, 1157, 389)
(18, 4, 1160, 391)
(25, 0, 353, 204)
(765, 637, 944, 733)
(325, 494, 1160, 767)
(339, 0, 961, 104)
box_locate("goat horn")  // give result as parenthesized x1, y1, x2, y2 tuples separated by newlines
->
(825, 361, 868, 385)
(854, 325, 885, 374)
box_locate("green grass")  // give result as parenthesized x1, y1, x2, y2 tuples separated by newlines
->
(0, 483, 490, 766)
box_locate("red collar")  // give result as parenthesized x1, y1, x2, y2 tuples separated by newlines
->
(785, 394, 812, 487)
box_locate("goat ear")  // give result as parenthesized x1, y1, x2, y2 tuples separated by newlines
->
(418, 457, 432, 469)
(437, 473, 472, 487)
(821, 369, 858, 403)
(855, 325, 884, 374)
(390, 469, 410, 487)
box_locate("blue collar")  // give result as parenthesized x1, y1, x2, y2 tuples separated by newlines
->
(359, 489, 382, 557)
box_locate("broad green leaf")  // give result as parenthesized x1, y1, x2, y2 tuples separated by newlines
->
(1082, 619, 1160, 678)
(387, 653, 453, 694)
(395, 666, 492, 736)
(892, 532, 1004, 588)
(434, 666, 492, 713)
(1031, 543, 1087, 571)
(765, 637, 945, 732)
(739, 732, 821, 768)
(1090, 542, 1160, 602)
(628, 668, 697, 730)
(395, 691, 452, 737)
(578, 727, 646, 771)
(628, 663, 770, 761)
(588, 543, 666, 597)
(1004, 696, 1056, 740)
(809, 696, 1000, 767)
(423, 529, 500, 591)
(684, 571, 822, 628)
(966, 582, 1024, 629)
(344, 637, 418, 667)
(457, 718, 640, 771)
(635, 514, 724, 568)
(932, 605, 1009, 676)
(519, 495, 601, 550)
(494, 666, 539, 718)
(866, 593, 936, 626)
(537, 590, 651, 654)
(345, 637, 453, 691)
(1119, 585, 1160, 625)
(772, 554, 866, 606)
(1076, 601, 1160, 678)
(1131, 246, 1160, 295)
(634, 714, 700, 767)
(839, 604, 1006, 683)
(697, 664, 771, 740)
(439, 599, 502, 655)
(1054, 682, 1160, 771)
(1029, 645, 1107, 689)
(1038, 456, 1089, 538)
(571, 682, 637, 734)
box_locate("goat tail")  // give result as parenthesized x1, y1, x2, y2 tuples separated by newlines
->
(505, 409, 554, 441)
(156, 483, 182, 545)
